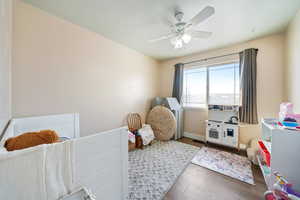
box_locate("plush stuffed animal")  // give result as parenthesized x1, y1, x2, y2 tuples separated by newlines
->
(4, 130, 59, 151)
(246, 138, 259, 165)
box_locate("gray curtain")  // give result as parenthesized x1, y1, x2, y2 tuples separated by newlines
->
(172, 63, 184, 140)
(172, 63, 184, 104)
(239, 48, 258, 124)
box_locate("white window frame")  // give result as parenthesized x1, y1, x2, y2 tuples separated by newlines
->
(182, 60, 240, 109)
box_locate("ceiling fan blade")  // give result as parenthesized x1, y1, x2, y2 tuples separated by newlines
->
(149, 33, 176, 43)
(188, 6, 215, 26)
(190, 30, 212, 38)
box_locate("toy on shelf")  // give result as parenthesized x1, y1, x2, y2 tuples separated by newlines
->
(264, 172, 300, 200)
(278, 103, 300, 130)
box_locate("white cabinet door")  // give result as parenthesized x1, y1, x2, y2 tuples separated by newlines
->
(222, 124, 238, 148)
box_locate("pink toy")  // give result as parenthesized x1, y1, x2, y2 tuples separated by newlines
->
(279, 102, 300, 125)
(264, 172, 300, 200)
(280, 102, 294, 114)
(128, 131, 136, 143)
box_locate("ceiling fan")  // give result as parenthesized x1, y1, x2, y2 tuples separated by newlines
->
(149, 6, 215, 49)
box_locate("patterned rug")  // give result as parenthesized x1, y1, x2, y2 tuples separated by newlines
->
(127, 141, 199, 200)
(191, 147, 254, 185)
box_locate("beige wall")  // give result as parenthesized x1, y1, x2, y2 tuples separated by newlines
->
(285, 10, 300, 113)
(0, 0, 12, 134)
(159, 34, 285, 144)
(12, 0, 159, 136)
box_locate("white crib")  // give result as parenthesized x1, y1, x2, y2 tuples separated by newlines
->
(0, 113, 128, 200)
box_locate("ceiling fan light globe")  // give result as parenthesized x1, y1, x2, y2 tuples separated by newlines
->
(182, 34, 191, 44)
(174, 39, 183, 49)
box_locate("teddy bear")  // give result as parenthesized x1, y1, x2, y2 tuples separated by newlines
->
(5, 130, 59, 151)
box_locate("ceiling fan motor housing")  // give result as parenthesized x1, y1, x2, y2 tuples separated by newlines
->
(174, 11, 187, 33)
(175, 22, 186, 32)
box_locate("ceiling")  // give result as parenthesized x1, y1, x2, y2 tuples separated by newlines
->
(23, 0, 300, 60)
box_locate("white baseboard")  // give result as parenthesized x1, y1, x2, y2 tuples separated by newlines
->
(183, 132, 206, 142)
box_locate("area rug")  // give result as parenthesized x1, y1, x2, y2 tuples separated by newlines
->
(127, 141, 199, 200)
(191, 147, 254, 185)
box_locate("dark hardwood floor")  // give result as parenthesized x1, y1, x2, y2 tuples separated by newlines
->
(164, 138, 267, 200)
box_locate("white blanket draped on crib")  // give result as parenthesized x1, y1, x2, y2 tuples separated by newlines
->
(46, 141, 75, 200)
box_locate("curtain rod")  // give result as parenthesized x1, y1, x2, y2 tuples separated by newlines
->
(182, 48, 258, 65)
(183, 52, 239, 65)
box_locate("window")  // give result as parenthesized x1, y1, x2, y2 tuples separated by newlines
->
(182, 62, 240, 107)
(183, 67, 207, 106)
(209, 63, 240, 105)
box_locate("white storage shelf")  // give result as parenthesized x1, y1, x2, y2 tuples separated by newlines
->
(260, 118, 300, 191)
(256, 154, 273, 190)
